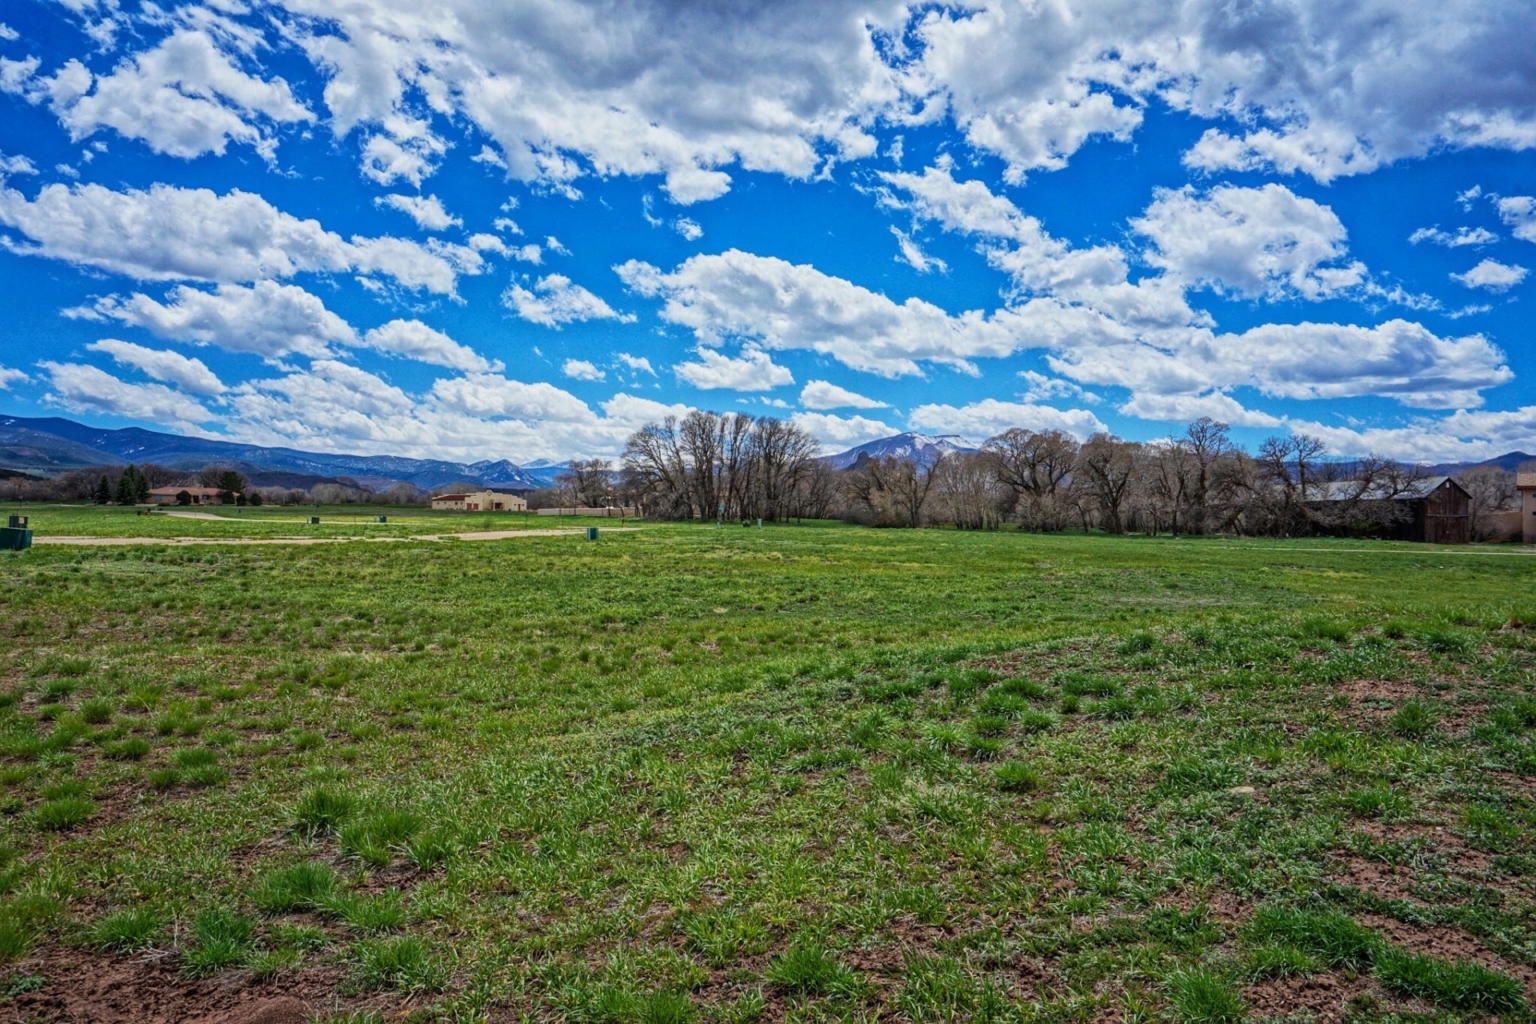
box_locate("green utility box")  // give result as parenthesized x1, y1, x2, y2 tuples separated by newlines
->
(0, 527, 31, 551)
(586, 527, 599, 541)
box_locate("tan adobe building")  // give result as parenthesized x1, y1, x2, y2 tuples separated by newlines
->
(430, 490, 528, 512)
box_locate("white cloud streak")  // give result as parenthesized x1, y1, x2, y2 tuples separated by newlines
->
(86, 338, 226, 395)
(0, 182, 478, 294)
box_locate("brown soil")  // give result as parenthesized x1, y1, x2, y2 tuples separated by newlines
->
(1242, 972, 1378, 1023)
(1, 950, 353, 1024)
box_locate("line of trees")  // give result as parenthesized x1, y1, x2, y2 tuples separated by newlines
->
(621, 411, 834, 522)
(620, 414, 1521, 538)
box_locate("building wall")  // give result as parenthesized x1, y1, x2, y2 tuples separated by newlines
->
(433, 492, 527, 512)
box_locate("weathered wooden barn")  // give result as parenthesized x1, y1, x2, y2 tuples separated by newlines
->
(1309, 476, 1471, 543)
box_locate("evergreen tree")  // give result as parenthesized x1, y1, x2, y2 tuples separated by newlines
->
(94, 475, 110, 504)
(248, 490, 263, 507)
(116, 465, 142, 505)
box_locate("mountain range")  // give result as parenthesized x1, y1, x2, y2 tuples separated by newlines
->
(823, 432, 979, 469)
(2, 414, 1531, 492)
(0, 415, 560, 491)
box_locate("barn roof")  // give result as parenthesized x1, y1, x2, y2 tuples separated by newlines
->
(1309, 475, 1463, 502)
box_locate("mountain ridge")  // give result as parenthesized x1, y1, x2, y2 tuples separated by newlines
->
(0, 415, 562, 491)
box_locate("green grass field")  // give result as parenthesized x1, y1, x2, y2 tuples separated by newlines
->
(2, 508, 1535, 1022)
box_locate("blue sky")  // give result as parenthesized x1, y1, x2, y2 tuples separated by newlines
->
(1, 1, 1535, 464)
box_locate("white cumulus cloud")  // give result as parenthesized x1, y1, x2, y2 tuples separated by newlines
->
(375, 194, 461, 231)
(617, 353, 656, 376)
(12, 24, 312, 160)
(1409, 226, 1498, 247)
(800, 379, 888, 410)
(1132, 184, 1367, 301)
(0, 182, 477, 294)
(674, 347, 794, 391)
(73, 282, 357, 359)
(618, 249, 1022, 378)
(86, 338, 226, 395)
(504, 274, 632, 327)
(1452, 258, 1528, 292)
(791, 411, 899, 451)
(361, 319, 500, 373)
(40, 360, 213, 428)
(562, 359, 605, 382)
(1497, 196, 1536, 243)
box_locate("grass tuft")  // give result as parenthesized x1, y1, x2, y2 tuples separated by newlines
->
(1246, 906, 1379, 972)
(765, 941, 858, 996)
(90, 907, 164, 952)
(181, 908, 256, 977)
(1374, 946, 1527, 1014)
(992, 761, 1042, 793)
(352, 935, 448, 992)
(28, 796, 95, 831)
(1163, 968, 1245, 1024)
(252, 862, 337, 913)
(293, 786, 357, 837)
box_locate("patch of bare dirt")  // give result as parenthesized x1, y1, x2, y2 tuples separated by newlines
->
(1242, 973, 1378, 1023)
(1336, 679, 1423, 717)
(1, 950, 356, 1024)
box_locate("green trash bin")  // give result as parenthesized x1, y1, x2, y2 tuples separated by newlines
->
(308, 516, 321, 524)
(377, 515, 388, 524)
(0, 527, 31, 551)
(586, 527, 599, 541)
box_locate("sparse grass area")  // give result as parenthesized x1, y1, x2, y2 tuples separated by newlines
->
(1, 511, 1535, 1019)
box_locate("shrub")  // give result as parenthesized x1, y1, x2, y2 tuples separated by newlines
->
(252, 862, 338, 913)
(28, 797, 95, 831)
(90, 907, 164, 951)
(293, 786, 357, 837)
